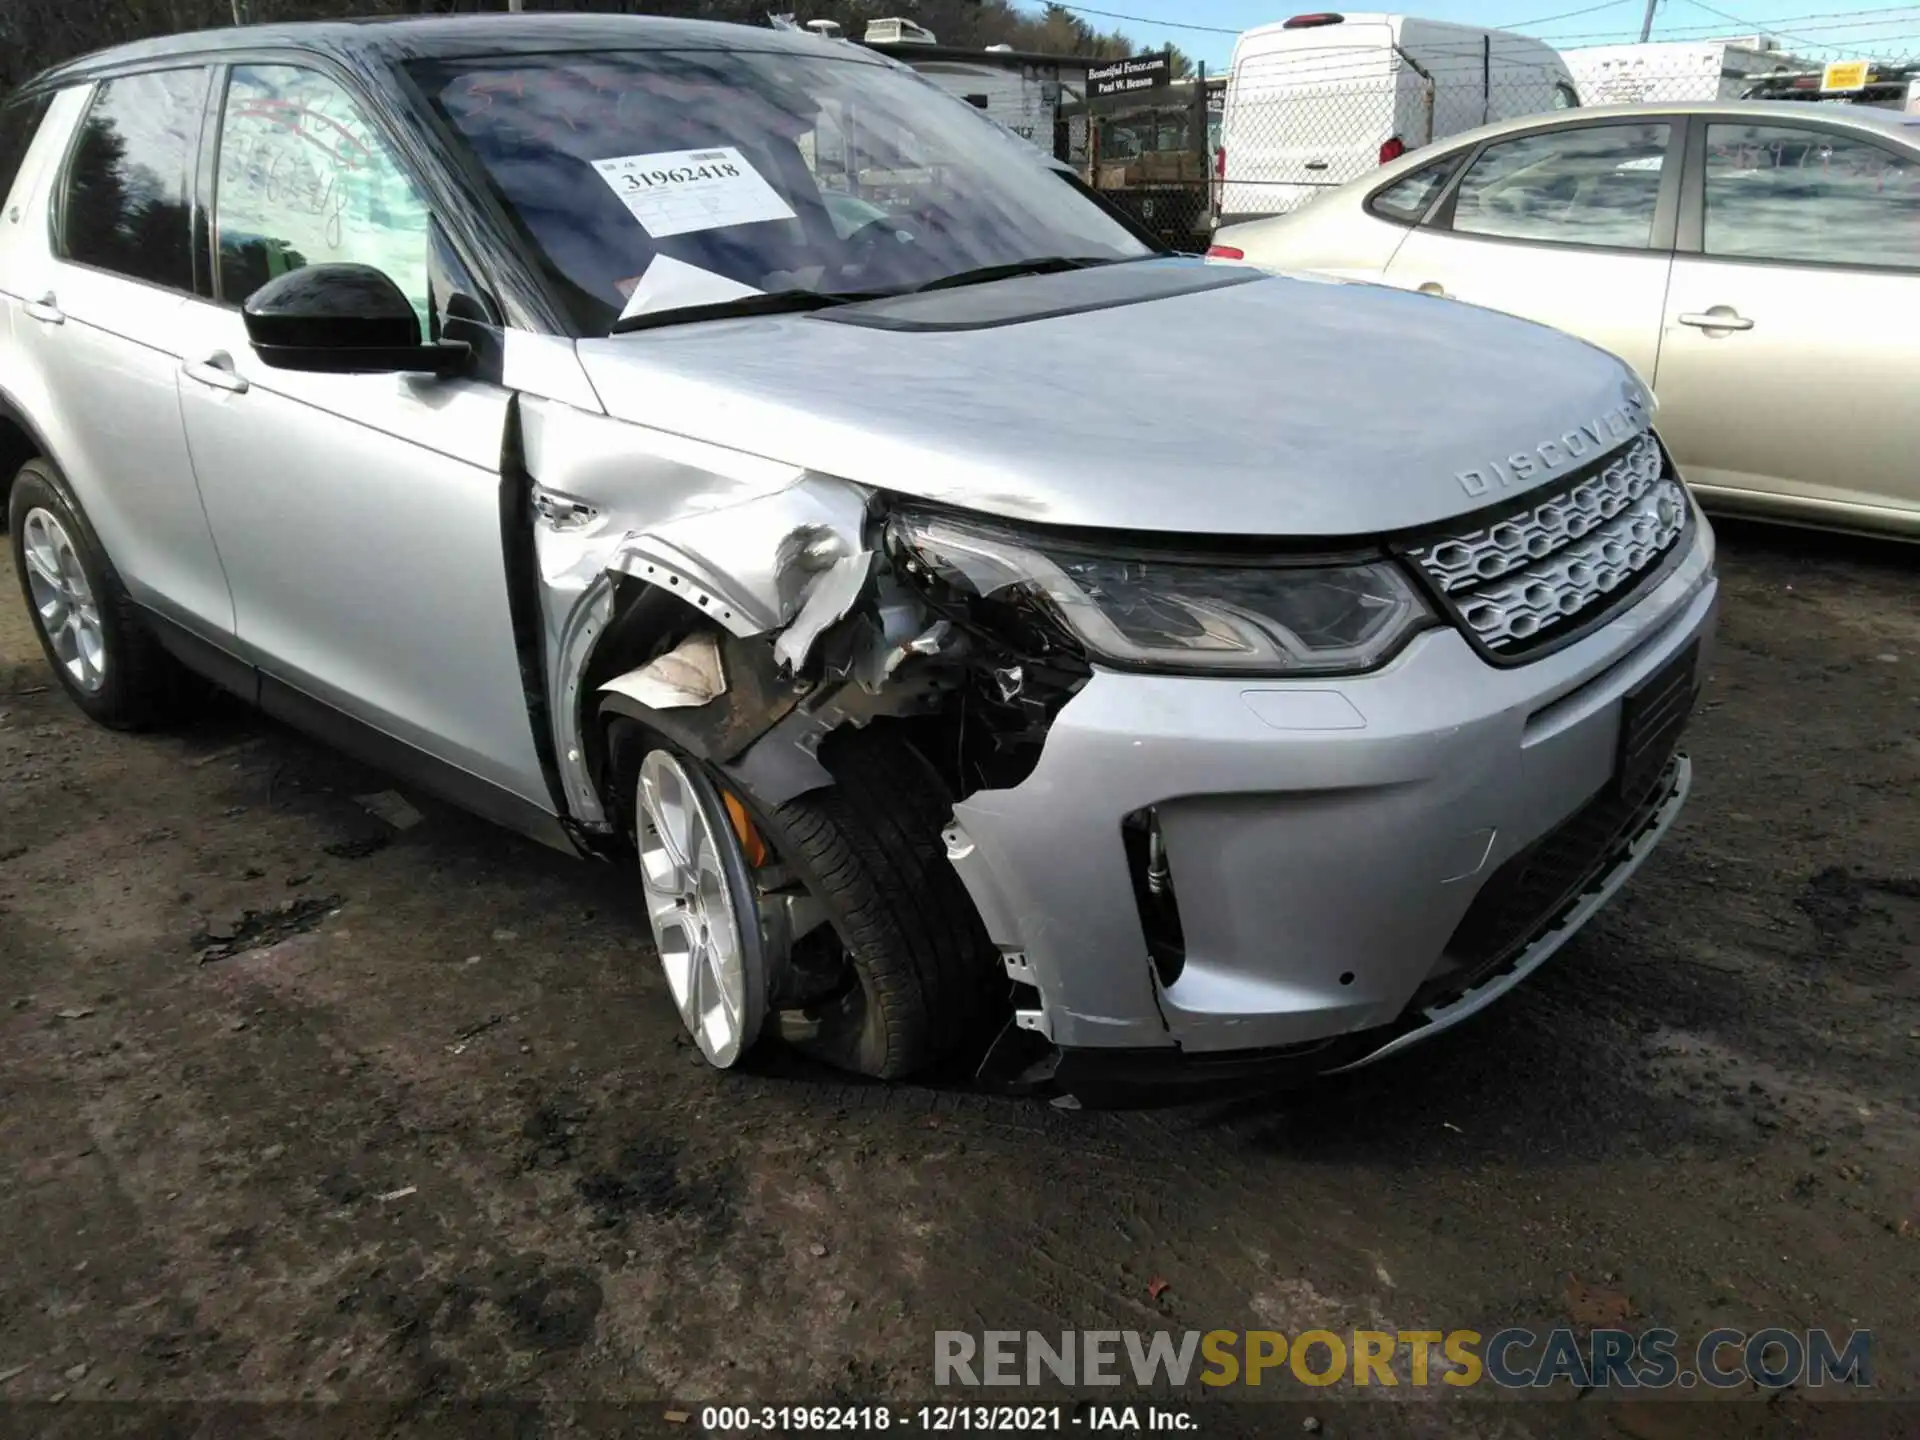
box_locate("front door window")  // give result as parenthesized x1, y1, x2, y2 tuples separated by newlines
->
(214, 65, 433, 332)
(1702, 122, 1920, 271)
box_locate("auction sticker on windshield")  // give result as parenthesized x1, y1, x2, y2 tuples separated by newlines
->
(592, 146, 797, 238)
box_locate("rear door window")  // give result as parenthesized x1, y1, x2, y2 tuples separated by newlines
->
(58, 68, 208, 291)
(1702, 122, 1920, 271)
(1448, 122, 1671, 250)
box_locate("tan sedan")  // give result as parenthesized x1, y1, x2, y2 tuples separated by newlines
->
(1212, 101, 1920, 538)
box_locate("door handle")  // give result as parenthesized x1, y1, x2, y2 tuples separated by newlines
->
(22, 292, 63, 325)
(1417, 281, 1448, 298)
(181, 353, 249, 394)
(1677, 308, 1753, 333)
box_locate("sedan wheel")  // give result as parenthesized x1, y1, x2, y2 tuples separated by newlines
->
(634, 748, 768, 1067)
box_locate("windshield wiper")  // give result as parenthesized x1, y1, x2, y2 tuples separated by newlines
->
(908, 255, 1135, 294)
(606, 256, 1143, 332)
(609, 288, 884, 335)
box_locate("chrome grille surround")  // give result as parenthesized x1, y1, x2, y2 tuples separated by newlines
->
(1407, 434, 1689, 654)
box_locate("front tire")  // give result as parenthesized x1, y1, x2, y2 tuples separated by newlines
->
(7, 457, 190, 729)
(616, 719, 1003, 1081)
(753, 726, 1001, 1080)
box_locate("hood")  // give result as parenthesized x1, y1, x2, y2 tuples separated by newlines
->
(575, 259, 1651, 539)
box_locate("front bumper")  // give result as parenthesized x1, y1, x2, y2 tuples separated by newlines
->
(945, 522, 1718, 1075)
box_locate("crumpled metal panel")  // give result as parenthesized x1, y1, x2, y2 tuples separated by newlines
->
(609, 482, 872, 643)
(520, 397, 873, 831)
(602, 632, 727, 710)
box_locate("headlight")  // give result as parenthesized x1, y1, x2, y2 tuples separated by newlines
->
(890, 511, 1436, 675)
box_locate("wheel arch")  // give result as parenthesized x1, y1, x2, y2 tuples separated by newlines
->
(0, 386, 53, 528)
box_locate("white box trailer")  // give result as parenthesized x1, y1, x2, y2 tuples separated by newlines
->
(1216, 12, 1578, 224)
(863, 40, 1090, 158)
(909, 59, 1062, 151)
(1562, 38, 1804, 104)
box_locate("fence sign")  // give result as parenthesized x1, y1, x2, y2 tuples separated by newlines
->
(1821, 60, 1869, 92)
(1089, 53, 1172, 99)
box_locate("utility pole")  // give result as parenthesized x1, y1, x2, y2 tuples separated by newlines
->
(1638, 0, 1659, 43)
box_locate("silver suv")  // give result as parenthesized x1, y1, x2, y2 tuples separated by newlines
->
(0, 16, 1718, 1101)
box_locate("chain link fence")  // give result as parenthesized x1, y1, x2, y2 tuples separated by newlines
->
(1096, 181, 1213, 251)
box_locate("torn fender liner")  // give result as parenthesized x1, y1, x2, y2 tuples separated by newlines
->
(535, 470, 870, 832)
(602, 633, 726, 711)
(724, 702, 838, 807)
(598, 629, 818, 791)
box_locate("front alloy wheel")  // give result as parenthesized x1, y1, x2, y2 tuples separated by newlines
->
(634, 749, 768, 1067)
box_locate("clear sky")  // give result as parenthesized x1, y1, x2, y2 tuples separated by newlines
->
(1013, 0, 1920, 72)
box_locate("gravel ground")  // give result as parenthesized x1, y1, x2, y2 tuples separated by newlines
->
(0, 519, 1915, 1438)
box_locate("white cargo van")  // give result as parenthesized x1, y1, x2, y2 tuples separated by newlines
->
(1216, 12, 1579, 224)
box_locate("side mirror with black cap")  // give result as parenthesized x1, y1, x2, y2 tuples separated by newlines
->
(242, 263, 470, 376)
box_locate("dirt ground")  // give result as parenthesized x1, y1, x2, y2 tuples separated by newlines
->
(0, 519, 1915, 1438)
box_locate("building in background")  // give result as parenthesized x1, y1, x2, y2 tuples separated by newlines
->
(859, 27, 1217, 250)
(863, 36, 1099, 162)
(1562, 37, 1805, 104)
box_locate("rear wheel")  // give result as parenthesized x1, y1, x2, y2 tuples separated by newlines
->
(7, 458, 192, 729)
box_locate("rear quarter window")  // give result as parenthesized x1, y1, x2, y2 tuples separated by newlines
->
(1367, 156, 1461, 224)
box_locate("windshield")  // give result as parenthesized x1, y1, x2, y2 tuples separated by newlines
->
(409, 46, 1155, 334)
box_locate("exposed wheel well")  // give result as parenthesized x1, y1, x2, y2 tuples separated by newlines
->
(0, 409, 44, 530)
(582, 580, 713, 829)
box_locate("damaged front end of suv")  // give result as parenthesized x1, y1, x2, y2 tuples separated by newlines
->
(521, 341, 1715, 1106)
(522, 403, 1107, 1084)
(428, 26, 1715, 1102)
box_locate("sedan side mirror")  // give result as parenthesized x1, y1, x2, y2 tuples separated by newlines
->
(242, 263, 470, 376)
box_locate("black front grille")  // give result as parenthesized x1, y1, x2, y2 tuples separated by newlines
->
(1617, 640, 1699, 804)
